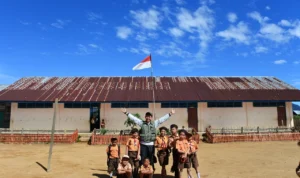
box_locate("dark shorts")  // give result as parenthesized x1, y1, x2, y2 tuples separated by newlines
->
(139, 174, 152, 178)
(178, 154, 190, 170)
(128, 151, 139, 168)
(157, 150, 169, 166)
(108, 158, 119, 172)
(117, 173, 131, 178)
(188, 153, 199, 168)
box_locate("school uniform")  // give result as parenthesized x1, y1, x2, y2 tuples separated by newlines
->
(175, 139, 190, 169)
(155, 135, 169, 166)
(139, 165, 153, 178)
(106, 145, 120, 173)
(117, 162, 132, 178)
(188, 140, 199, 168)
(126, 137, 139, 177)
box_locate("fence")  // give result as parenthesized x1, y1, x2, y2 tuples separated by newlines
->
(0, 129, 78, 144)
(91, 128, 200, 145)
(206, 127, 300, 143)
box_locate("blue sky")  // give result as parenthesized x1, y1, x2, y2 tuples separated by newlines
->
(0, 0, 300, 93)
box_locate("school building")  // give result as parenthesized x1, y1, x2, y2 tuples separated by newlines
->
(0, 76, 300, 132)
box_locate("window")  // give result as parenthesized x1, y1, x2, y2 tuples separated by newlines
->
(160, 102, 198, 108)
(207, 102, 243, 108)
(111, 102, 149, 108)
(253, 102, 285, 107)
(64, 103, 100, 108)
(18, 102, 53, 108)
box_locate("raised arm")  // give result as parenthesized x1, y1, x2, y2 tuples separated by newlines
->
(154, 109, 175, 127)
(121, 108, 143, 127)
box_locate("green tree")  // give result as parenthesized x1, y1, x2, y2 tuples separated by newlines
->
(124, 113, 142, 128)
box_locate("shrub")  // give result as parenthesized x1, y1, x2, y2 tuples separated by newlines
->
(99, 128, 108, 135)
(76, 135, 81, 142)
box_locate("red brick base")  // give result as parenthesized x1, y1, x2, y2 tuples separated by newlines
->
(0, 130, 78, 144)
(91, 134, 131, 145)
(207, 131, 300, 143)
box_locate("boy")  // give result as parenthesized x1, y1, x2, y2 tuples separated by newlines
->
(117, 155, 132, 178)
(126, 128, 140, 178)
(187, 133, 201, 178)
(176, 129, 193, 178)
(106, 137, 120, 178)
(169, 124, 179, 178)
(139, 158, 153, 178)
(155, 126, 170, 178)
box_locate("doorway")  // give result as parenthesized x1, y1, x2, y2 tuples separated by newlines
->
(90, 104, 100, 132)
(277, 106, 287, 126)
(0, 103, 10, 128)
(188, 107, 198, 131)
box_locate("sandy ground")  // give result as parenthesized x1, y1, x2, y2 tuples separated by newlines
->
(0, 141, 299, 178)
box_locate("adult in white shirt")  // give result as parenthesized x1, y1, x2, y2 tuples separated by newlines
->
(121, 108, 175, 169)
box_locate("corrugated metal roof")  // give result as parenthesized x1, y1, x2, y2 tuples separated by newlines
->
(0, 76, 300, 102)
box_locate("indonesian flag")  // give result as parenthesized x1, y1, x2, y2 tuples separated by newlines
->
(132, 55, 152, 70)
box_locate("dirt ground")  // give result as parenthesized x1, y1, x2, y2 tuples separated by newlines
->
(0, 141, 299, 178)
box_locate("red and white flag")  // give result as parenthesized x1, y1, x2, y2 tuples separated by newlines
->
(132, 55, 152, 70)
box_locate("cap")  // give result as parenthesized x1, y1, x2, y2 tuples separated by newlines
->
(122, 155, 130, 159)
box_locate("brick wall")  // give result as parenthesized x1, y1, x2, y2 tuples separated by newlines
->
(0, 130, 78, 144)
(206, 131, 300, 143)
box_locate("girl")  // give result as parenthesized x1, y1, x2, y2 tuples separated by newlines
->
(176, 129, 193, 178)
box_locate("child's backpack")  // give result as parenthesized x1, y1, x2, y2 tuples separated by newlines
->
(106, 144, 121, 166)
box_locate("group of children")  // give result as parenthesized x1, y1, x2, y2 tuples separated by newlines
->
(106, 124, 201, 178)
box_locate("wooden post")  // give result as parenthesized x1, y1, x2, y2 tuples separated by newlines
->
(47, 98, 58, 172)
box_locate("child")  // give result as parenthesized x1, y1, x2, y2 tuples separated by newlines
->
(117, 155, 132, 178)
(187, 133, 201, 178)
(169, 124, 179, 178)
(139, 158, 153, 178)
(176, 129, 193, 178)
(126, 128, 140, 178)
(106, 137, 120, 178)
(155, 126, 170, 178)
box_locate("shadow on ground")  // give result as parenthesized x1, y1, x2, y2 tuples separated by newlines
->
(36, 162, 47, 172)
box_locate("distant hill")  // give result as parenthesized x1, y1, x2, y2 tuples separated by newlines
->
(293, 103, 300, 110)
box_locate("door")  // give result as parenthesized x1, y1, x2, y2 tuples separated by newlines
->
(0, 112, 4, 128)
(188, 108, 198, 131)
(277, 106, 287, 126)
(90, 105, 100, 132)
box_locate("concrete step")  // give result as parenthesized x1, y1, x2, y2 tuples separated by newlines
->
(78, 133, 92, 142)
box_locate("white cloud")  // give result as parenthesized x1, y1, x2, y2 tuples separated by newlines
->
(216, 22, 251, 44)
(117, 44, 150, 55)
(175, 0, 185, 5)
(247, 11, 269, 24)
(289, 24, 300, 38)
(227, 12, 237, 23)
(176, 5, 215, 62)
(279, 20, 292, 27)
(274, 59, 287, 64)
(89, 44, 98, 48)
(116, 26, 132, 39)
(130, 8, 161, 30)
(265, 6, 271, 10)
(155, 42, 192, 58)
(0, 73, 17, 84)
(259, 23, 290, 43)
(292, 79, 300, 86)
(294, 61, 300, 65)
(76, 44, 89, 55)
(20, 21, 30, 25)
(160, 60, 176, 66)
(87, 12, 101, 21)
(255, 46, 268, 53)
(200, 0, 215, 5)
(51, 19, 70, 29)
(169, 27, 184, 37)
(236, 52, 248, 57)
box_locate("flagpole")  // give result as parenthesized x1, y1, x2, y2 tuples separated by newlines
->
(150, 54, 156, 120)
